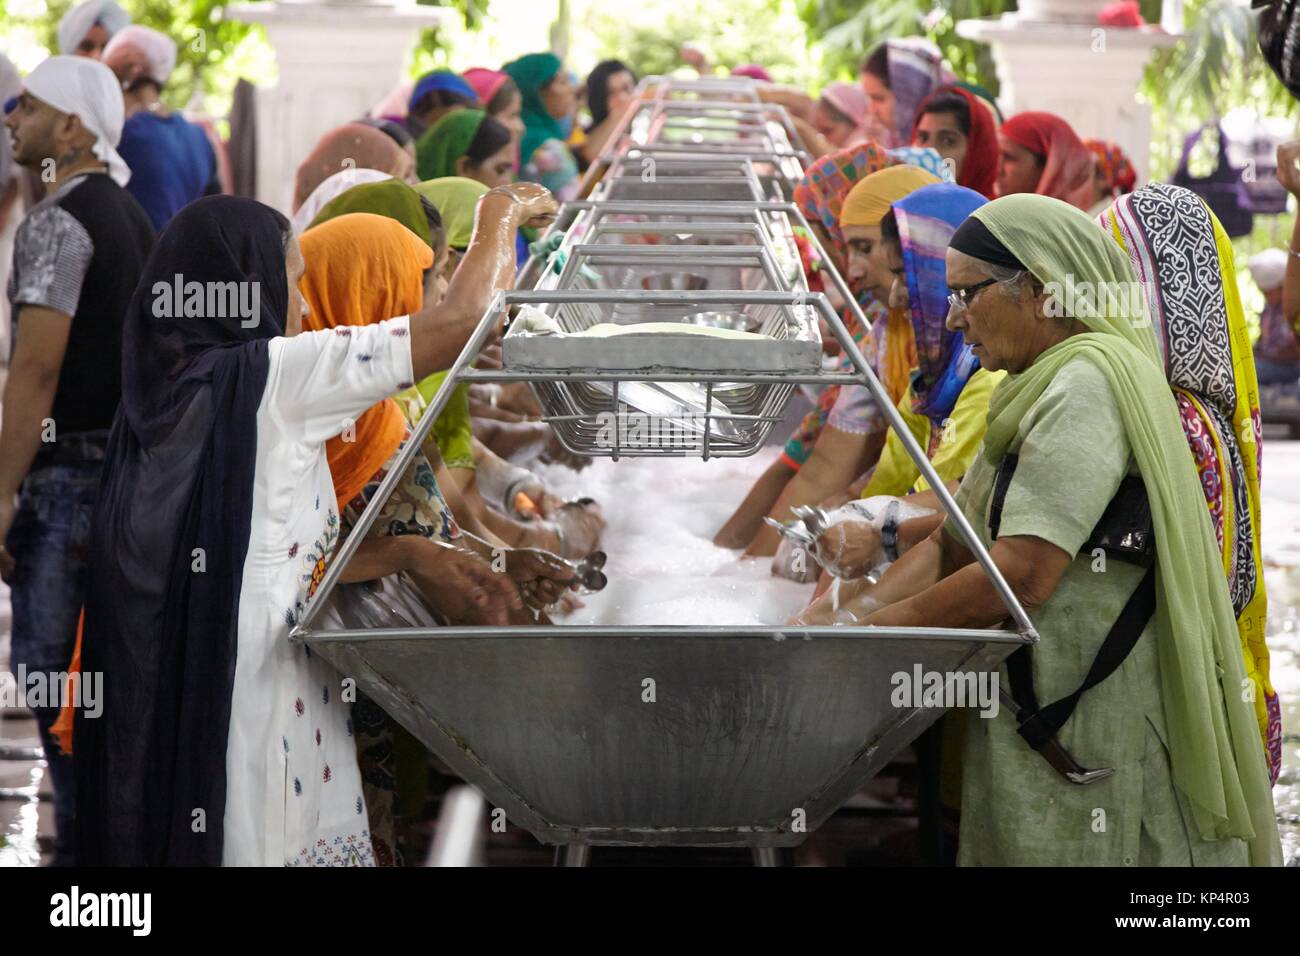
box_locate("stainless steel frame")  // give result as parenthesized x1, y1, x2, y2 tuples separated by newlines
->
(290, 92, 1041, 856)
(518, 200, 801, 289)
(574, 74, 810, 200)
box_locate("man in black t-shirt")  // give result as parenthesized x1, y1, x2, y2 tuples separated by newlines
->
(0, 55, 153, 866)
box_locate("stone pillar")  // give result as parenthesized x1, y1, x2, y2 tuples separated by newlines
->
(957, 4, 1178, 182)
(228, 0, 449, 213)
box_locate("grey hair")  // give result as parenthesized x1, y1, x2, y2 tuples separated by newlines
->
(978, 260, 1070, 328)
(980, 262, 1034, 296)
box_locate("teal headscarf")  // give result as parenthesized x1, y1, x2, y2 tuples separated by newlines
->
(970, 194, 1280, 865)
(503, 52, 568, 165)
(416, 109, 488, 182)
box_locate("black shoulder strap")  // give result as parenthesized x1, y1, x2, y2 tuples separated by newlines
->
(988, 452, 1019, 541)
(1006, 567, 1157, 751)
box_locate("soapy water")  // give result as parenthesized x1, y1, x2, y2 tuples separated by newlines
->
(536, 440, 1300, 863)
(533, 447, 813, 627)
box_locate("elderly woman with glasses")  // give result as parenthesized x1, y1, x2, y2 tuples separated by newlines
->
(793, 193, 1281, 867)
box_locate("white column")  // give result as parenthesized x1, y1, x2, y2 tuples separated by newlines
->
(228, 0, 449, 213)
(957, 12, 1178, 183)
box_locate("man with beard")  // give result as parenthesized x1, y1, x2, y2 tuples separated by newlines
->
(0, 55, 153, 865)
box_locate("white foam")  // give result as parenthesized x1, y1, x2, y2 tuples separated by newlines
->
(534, 448, 813, 626)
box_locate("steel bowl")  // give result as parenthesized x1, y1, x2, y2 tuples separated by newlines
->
(640, 272, 710, 292)
(686, 310, 762, 333)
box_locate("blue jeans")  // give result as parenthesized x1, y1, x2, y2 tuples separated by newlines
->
(6, 455, 103, 866)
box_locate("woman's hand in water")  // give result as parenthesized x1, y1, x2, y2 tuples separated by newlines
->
(510, 478, 565, 522)
(789, 579, 882, 627)
(550, 500, 606, 558)
(811, 519, 883, 580)
(504, 547, 579, 609)
(404, 539, 522, 625)
(541, 430, 591, 471)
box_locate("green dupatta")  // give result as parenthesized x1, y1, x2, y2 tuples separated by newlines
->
(973, 194, 1280, 865)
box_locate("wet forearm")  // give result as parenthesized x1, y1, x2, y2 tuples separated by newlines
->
(409, 194, 522, 380)
(866, 536, 1069, 631)
(338, 534, 425, 584)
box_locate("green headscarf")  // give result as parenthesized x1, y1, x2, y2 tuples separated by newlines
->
(405, 175, 494, 468)
(304, 176, 477, 471)
(413, 177, 489, 249)
(954, 81, 1003, 124)
(416, 108, 488, 182)
(503, 51, 567, 165)
(306, 178, 433, 247)
(970, 194, 1280, 865)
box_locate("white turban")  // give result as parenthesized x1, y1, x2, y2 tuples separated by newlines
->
(23, 55, 130, 186)
(102, 25, 178, 87)
(57, 0, 132, 56)
(1248, 248, 1288, 293)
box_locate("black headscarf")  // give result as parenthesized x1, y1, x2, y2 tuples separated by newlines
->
(949, 214, 1027, 272)
(76, 196, 290, 866)
(355, 115, 416, 151)
(1258, 0, 1300, 101)
(585, 59, 634, 129)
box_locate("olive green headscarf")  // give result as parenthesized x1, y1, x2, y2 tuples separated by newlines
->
(303, 176, 476, 471)
(970, 194, 1280, 865)
(413, 177, 489, 250)
(416, 108, 487, 182)
(306, 178, 433, 246)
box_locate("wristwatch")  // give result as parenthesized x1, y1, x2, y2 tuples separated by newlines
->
(879, 499, 902, 563)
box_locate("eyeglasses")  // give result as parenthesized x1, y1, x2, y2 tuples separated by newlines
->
(947, 277, 999, 313)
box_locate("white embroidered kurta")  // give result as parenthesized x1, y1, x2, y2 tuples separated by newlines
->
(222, 317, 414, 866)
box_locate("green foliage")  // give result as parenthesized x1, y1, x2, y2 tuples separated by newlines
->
(3, 0, 266, 110)
(1143, 0, 1295, 181)
(413, 0, 481, 71)
(589, 0, 823, 89)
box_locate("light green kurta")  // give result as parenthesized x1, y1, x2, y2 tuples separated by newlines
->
(944, 358, 1249, 866)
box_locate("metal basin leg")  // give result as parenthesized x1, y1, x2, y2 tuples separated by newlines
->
(751, 847, 793, 867)
(555, 845, 591, 867)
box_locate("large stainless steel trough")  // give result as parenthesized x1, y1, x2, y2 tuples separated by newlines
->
(293, 284, 1039, 855)
(290, 88, 1039, 860)
(301, 620, 1027, 848)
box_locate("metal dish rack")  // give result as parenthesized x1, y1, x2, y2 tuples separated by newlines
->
(593, 149, 800, 203)
(640, 74, 765, 103)
(500, 288, 820, 459)
(543, 241, 792, 294)
(576, 75, 810, 198)
(291, 85, 1041, 863)
(518, 199, 803, 291)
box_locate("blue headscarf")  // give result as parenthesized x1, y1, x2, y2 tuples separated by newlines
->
(408, 70, 478, 113)
(892, 182, 986, 422)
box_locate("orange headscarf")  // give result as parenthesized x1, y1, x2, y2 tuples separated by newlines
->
(299, 213, 433, 509)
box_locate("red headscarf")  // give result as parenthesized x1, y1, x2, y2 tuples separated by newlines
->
(912, 84, 997, 199)
(999, 110, 1094, 210)
(462, 67, 510, 108)
(1085, 138, 1137, 196)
